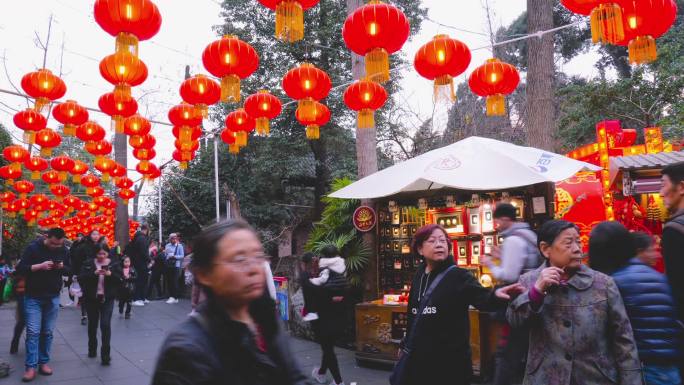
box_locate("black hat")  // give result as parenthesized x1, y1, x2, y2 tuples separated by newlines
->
(493, 203, 517, 220)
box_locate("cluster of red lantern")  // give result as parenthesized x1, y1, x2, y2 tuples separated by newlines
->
(168, 103, 202, 168)
(257, 0, 320, 43)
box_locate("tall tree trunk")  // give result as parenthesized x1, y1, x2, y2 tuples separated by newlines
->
(526, 0, 555, 151)
(114, 132, 129, 248)
(347, 0, 379, 300)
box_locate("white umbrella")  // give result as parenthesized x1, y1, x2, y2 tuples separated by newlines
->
(330, 136, 601, 199)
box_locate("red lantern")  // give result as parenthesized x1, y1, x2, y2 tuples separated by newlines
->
(561, 0, 627, 44)
(29, 194, 50, 209)
(3, 145, 29, 172)
(80, 174, 101, 193)
(256, 0, 320, 42)
(343, 79, 387, 129)
(93, 0, 162, 56)
(88, 186, 106, 198)
(1, 191, 16, 209)
(118, 188, 136, 204)
(282, 63, 331, 121)
(98, 91, 138, 133)
(414, 34, 471, 102)
(342, 1, 410, 83)
(220, 128, 240, 154)
(174, 139, 199, 153)
(85, 140, 113, 162)
(468, 58, 520, 116)
(172, 125, 202, 142)
(244, 90, 282, 136)
(14, 108, 47, 144)
(76, 121, 107, 144)
(0, 166, 21, 186)
(617, 0, 678, 64)
(13, 180, 35, 199)
(202, 35, 259, 102)
(34, 128, 62, 157)
(5, 199, 21, 217)
(70, 160, 89, 184)
(41, 170, 61, 185)
(172, 150, 194, 170)
(21, 69, 67, 112)
(94, 157, 116, 182)
(52, 100, 89, 137)
(225, 108, 255, 148)
(50, 184, 71, 201)
(123, 114, 151, 136)
(99, 51, 148, 97)
(179, 75, 221, 118)
(115, 177, 134, 189)
(110, 163, 127, 180)
(144, 163, 161, 182)
(129, 133, 156, 149)
(50, 156, 76, 181)
(295, 101, 330, 140)
(24, 156, 48, 180)
(133, 147, 156, 170)
(168, 102, 202, 144)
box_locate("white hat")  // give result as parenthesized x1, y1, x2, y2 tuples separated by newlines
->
(169, 233, 178, 239)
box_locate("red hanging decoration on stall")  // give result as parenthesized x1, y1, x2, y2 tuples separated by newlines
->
(202, 35, 259, 103)
(20, 69, 67, 113)
(179, 75, 221, 118)
(414, 34, 471, 102)
(282, 63, 331, 122)
(256, 0, 320, 42)
(468, 58, 520, 116)
(13, 108, 47, 144)
(343, 79, 387, 129)
(342, 0, 410, 83)
(52, 100, 89, 137)
(93, 0, 162, 56)
(295, 101, 330, 140)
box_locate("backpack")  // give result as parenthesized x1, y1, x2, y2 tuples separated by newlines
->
(323, 270, 348, 292)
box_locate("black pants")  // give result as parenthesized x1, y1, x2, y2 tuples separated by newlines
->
(85, 297, 114, 358)
(493, 323, 529, 385)
(317, 332, 342, 384)
(118, 297, 132, 315)
(134, 266, 148, 301)
(147, 268, 164, 299)
(165, 266, 180, 298)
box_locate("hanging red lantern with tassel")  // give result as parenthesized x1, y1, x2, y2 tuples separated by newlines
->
(13, 180, 35, 199)
(172, 150, 194, 170)
(14, 108, 47, 144)
(202, 35, 259, 103)
(99, 51, 148, 97)
(220, 128, 240, 155)
(3, 145, 29, 173)
(342, 1, 410, 83)
(295, 101, 330, 140)
(85, 140, 113, 162)
(21, 69, 67, 113)
(24, 156, 48, 180)
(561, 0, 627, 44)
(52, 100, 89, 137)
(70, 160, 89, 184)
(50, 155, 76, 182)
(256, 0, 320, 42)
(118, 188, 136, 205)
(93, 0, 162, 56)
(123, 114, 151, 136)
(34, 128, 62, 157)
(225, 108, 255, 148)
(98, 91, 138, 133)
(468, 58, 520, 116)
(244, 90, 282, 136)
(76, 121, 107, 144)
(0, 166, 21, 186)
(414, 34, 471, 102)
(343, 79, 387, 129)
(616, 0, 678, 65)
(282, 63, 331, 122)
(41, 170, 61, 186)
(179, 75, 221, 118)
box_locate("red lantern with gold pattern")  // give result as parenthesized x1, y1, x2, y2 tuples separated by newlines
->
(99, 51, 148, 96)
(52, 100, 89, 137)
(85, 140, 113, 162)
(21, 69, 67, 112)
(202, 35, 259, 102)
(93, 0, 162, 56)
(94, 157, 116, 182)
(295, 101, 330, 140)
(0, 166, 21, 186)
(414, 35, 471, 102)
(172, 150, 194, 170)
(50, 156, 75, 181)
(179, 75, 221, 118)
(13, 180, 34, 199)
(617, 0, 678, 64)
(133, 147, 155, 170)
(129, 133, 156, 149)
(50, 184, 71, 201)
(257, 0, 320, 42)
(225, 108, 255, 148)
(343, 79, 387, 129)
(123, 114, 151, 136)
(1, 191, 15, 209)
(41, 170, 61, 185)
(282, 63, 331, 122)
(98, 91, 138, 133)
(3, 145, 29, 172)
(14, 108, 47, 144)
(76, 121, 107, 144)
(70, 160, 89, 184)
(468, 58, 520, 116)
(118, 188, 136, 204)
(115, 177, 134, 189)
(144, 163, 160, 182)
(34, 128, 62, 157)
(244, 90, 282, 136)
(342, 1, 410, 83)
(220, 128, 239, 154)
(24, 156, 48, 180)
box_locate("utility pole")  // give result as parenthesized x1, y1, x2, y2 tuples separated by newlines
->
(114, 124, 129, 247)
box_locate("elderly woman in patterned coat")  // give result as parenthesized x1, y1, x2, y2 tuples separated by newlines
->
(507, 220, 643, 385)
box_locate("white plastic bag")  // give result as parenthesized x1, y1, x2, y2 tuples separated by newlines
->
(69, 278, 83, 298)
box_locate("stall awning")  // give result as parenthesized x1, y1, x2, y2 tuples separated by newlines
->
(330, 136, 601, 199)
(609, 151, 684, 188)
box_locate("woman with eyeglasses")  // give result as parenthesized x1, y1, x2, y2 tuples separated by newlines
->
(391, 224, 524, 385)
(152, 220, 311, 385)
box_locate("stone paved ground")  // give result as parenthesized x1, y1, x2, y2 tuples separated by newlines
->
(0, 294, 394, 385)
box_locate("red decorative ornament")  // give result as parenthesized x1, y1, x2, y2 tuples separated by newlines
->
(13, 180, 35, 199)
(41, 170, 61, 185)
(144, 163, 161, 182)
(282, 63, 331, 122)
(34, 128, 62, 157)
(468, 58, 520, 116)
(118, 188, 136, 204)
(21, 69, 67, 112)
(123, 114, 151, 136)
(14, 108, 47, 144)
(70, 160, 89, 184)
(172, 125, 202, 141)
(98, 91, 138, 133)
(342, 1, 410, 83)
(99, 51, 148, 96)
(133, 147, 155, 170)
(129, 133, 156, 149)
(76, 121, 107, 144)
(256, 0, 320, 42)
(50, 156, 76, 181)
(3, 145, 29, 172)
(168, 102, 202, 145)
(414, 34, 471, 102)
(52, 100, 89, 137)
(343, 79, 387, 129)
(85, 140, 114, 163)
(24, 157, 48, 180)
(561, 0, 626, 44)
(295, 101, 330, 140)
(225, 108, 255, 148)
(50, 184, 71, 201)
(94, 157, 116, 182)
(179, 75, 221, 118)
(617, 0, 678, 64)
(110, 163, 127, 180)
(172, 150, 194, 170)
(174, 139, 199, 153)
(1, 191, 16, 209)
(202, 35, 259, 102)
(220, 128, 239, 155)
(115, 177, 134, 189)
(88, 186, 106, 198)
(244, 90, 282, 136)
(4, 199, 21, 218)
(93, 0, 162, 56)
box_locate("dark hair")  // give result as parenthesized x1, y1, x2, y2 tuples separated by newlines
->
(190, 220, 256, 272)
(662, 161, 684, 185)
(632, 231, 654, 252)
(121, 255, 131, 263)
(537, 220, 578, 250)
(589, 221, 635, 274)
(320, 245, 339, 259)
(301, 252, 315, 264)
(93, 244, 109, 256)
(46, 228, 66, 239)
(493, 203, 517, 220)
(411, 224, 452, 257)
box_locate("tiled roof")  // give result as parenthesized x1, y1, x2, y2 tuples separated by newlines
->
(610, 151, 684, 171)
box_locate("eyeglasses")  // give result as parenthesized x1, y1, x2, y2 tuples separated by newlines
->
(214, 254, 271, 271)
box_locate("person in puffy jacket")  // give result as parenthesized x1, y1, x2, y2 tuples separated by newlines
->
(590, 222, 681, 385)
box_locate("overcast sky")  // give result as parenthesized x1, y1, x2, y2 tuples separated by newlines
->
(0, 0, 598, 214)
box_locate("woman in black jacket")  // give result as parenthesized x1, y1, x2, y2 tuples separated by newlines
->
(152, 220, 312, 385)
(116, 256, 137, 319)
(78, 244, 121, 365)
(393, 224, 522, 385)
(70, 230, 103, 325)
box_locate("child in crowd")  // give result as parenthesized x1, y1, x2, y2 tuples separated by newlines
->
(302, 246, 347, 322)
(117, 256, 137, 319)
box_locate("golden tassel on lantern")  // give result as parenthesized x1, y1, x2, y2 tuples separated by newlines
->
(236, 131, 248, 147)
(24, 132, 36, 145)
(275, 0, 304, 43)
(72, 174, 81, 184)
(366, 48, 390, 83)
(358, 109, 375, 129)
(590, 3, 624, 44)
(229, 143, 240, 154)
(180, 127, 193, 143)
(63, 124, 76, 137)
(59, 172, 67, 182)
(40, 148, 52, 158)
(486, 94, 506, 116)
(298, 98, 316, 121)
(434, 75, 456, 103)
(34, 97, 50, 114)
(31, 171, 40, 180)
(221, 75, 241, 103)
(116, 32, 139, 57)
(180, 162, 188, 170)
(115, 84, 132, 98)
(628, 36, 657, 65)
(255, 118, 270, 137)
(112, 117, 125, 134)
(101, 173, 110, 182)
(196, 105, 209, 119)
(306, 125, 320, 140)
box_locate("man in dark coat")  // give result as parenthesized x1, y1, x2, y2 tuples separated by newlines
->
(126, 224, 150, 306)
